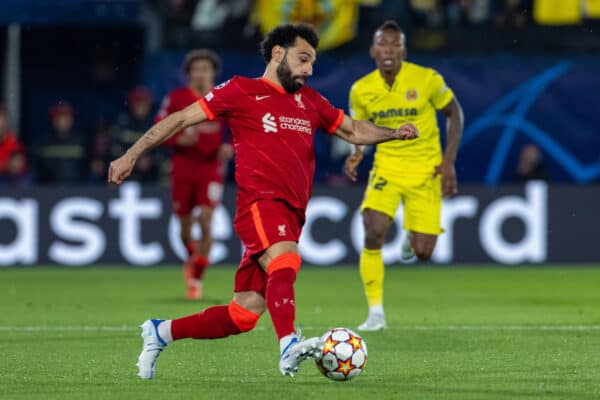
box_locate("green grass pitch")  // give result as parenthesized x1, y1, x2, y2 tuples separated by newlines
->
(1, 266, 599, 400)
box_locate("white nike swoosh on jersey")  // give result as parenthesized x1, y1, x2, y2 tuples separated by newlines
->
(256, 95, 270, 100)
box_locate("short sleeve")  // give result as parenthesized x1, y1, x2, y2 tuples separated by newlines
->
(315, 94, 344, 134)
(349, 83, 370, 121)
(429, 70, 454, 110)
(198, 78, 238, 120)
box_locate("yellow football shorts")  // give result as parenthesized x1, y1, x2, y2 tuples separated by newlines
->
(360, 167, 443, 235)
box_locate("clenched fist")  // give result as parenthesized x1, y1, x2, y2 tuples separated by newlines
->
(394, 123, 418, 140)
(107, 154, 136, 185)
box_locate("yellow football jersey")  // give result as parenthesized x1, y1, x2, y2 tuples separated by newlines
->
(349, 61, 454, 176)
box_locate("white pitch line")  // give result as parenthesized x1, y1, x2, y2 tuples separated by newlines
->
(407, 325, 600, 331)
(0, 325, 599, 332)
(0, 326, 137, 332)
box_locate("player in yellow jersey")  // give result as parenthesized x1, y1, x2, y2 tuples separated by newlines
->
(344, 20, 464, 331)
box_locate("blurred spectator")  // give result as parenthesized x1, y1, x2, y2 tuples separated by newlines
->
(111, 86, 162, 184)
(466, 0, 492, 26)
(361, 0, 414, 35)
(130, 153, 160, 183)
(87, 119, 113, 184)
(444, 0, 467, 30)
(494, 0, 531, 30)
(410, 0, 444, 28)
(36, 102, 87, 185)
(191, 0, 253, 31)
(0, 106, 25, 174)
(88, 157, 107, 185)
(162, 0, 196, 25)
(151, 0, 198, 47)
(0, 151, 33, 187)
(112, 86, 156, 157)
(91, 119, 113, 161)
(514, 143, 547, 181)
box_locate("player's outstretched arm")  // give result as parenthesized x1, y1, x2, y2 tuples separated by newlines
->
(334, 115, 418, 145)
(108, 102, 207, 184)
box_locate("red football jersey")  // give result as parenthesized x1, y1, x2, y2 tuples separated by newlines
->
(157, 87, 228, 181)
(198, 76, 344, 212)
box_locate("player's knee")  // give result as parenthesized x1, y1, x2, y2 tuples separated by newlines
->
(364, 228, 386, 249)
(228, 300, 262, 332)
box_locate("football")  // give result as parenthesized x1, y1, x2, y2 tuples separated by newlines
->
(315, 327, 368, 381)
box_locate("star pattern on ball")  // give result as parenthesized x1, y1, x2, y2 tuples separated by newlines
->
(323, 337, 337, 355)
(347, 334, 362, 351)
(336, 359, 353, 376)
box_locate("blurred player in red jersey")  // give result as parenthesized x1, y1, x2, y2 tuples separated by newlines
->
(108, 24, 418, 379)
(0, 106, 25, 174)
(157, 50, 233, 300)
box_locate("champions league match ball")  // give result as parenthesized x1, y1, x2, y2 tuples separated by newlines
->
(315, 328, 368, 381)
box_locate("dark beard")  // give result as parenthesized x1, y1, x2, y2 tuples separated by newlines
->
(276, 54, 304, 93)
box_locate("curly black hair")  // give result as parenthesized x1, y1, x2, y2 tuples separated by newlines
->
(260, 24, 319, 63)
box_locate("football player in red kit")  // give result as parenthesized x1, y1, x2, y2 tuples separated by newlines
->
(108, 24, 418, 379)
(157, 50, 233, 300)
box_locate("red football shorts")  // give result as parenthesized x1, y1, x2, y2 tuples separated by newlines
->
(171, 173, 223, 216)
(233, 199, 305, 296)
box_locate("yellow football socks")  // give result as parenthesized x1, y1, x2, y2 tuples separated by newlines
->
(359, 248, 384, 308)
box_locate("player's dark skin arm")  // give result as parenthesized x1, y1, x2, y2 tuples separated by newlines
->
(108, 102, 207, 184)
(334, 115, 418, 145)
(436, 98, 464, 196)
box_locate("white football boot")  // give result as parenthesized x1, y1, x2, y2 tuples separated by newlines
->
(136, 319, 168, 379)
(400, 231, 417, 263)
(357, 313, 387, 332)
(279, 334, 324, 377)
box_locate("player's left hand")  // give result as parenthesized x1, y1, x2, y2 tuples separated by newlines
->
(218, 143, 234, 161)
(394, 123, 418, 140)
(434, 160, 457, 197)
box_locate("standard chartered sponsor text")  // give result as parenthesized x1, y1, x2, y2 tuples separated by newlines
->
(279, 116, 312, 134)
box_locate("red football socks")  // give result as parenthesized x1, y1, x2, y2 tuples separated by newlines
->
(184, 241, 208, 280)
(265, 253, 301, 339)
(171, 305, 240, 340)
(185, 242, 196, 256)
(192, 256, 209, 280)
